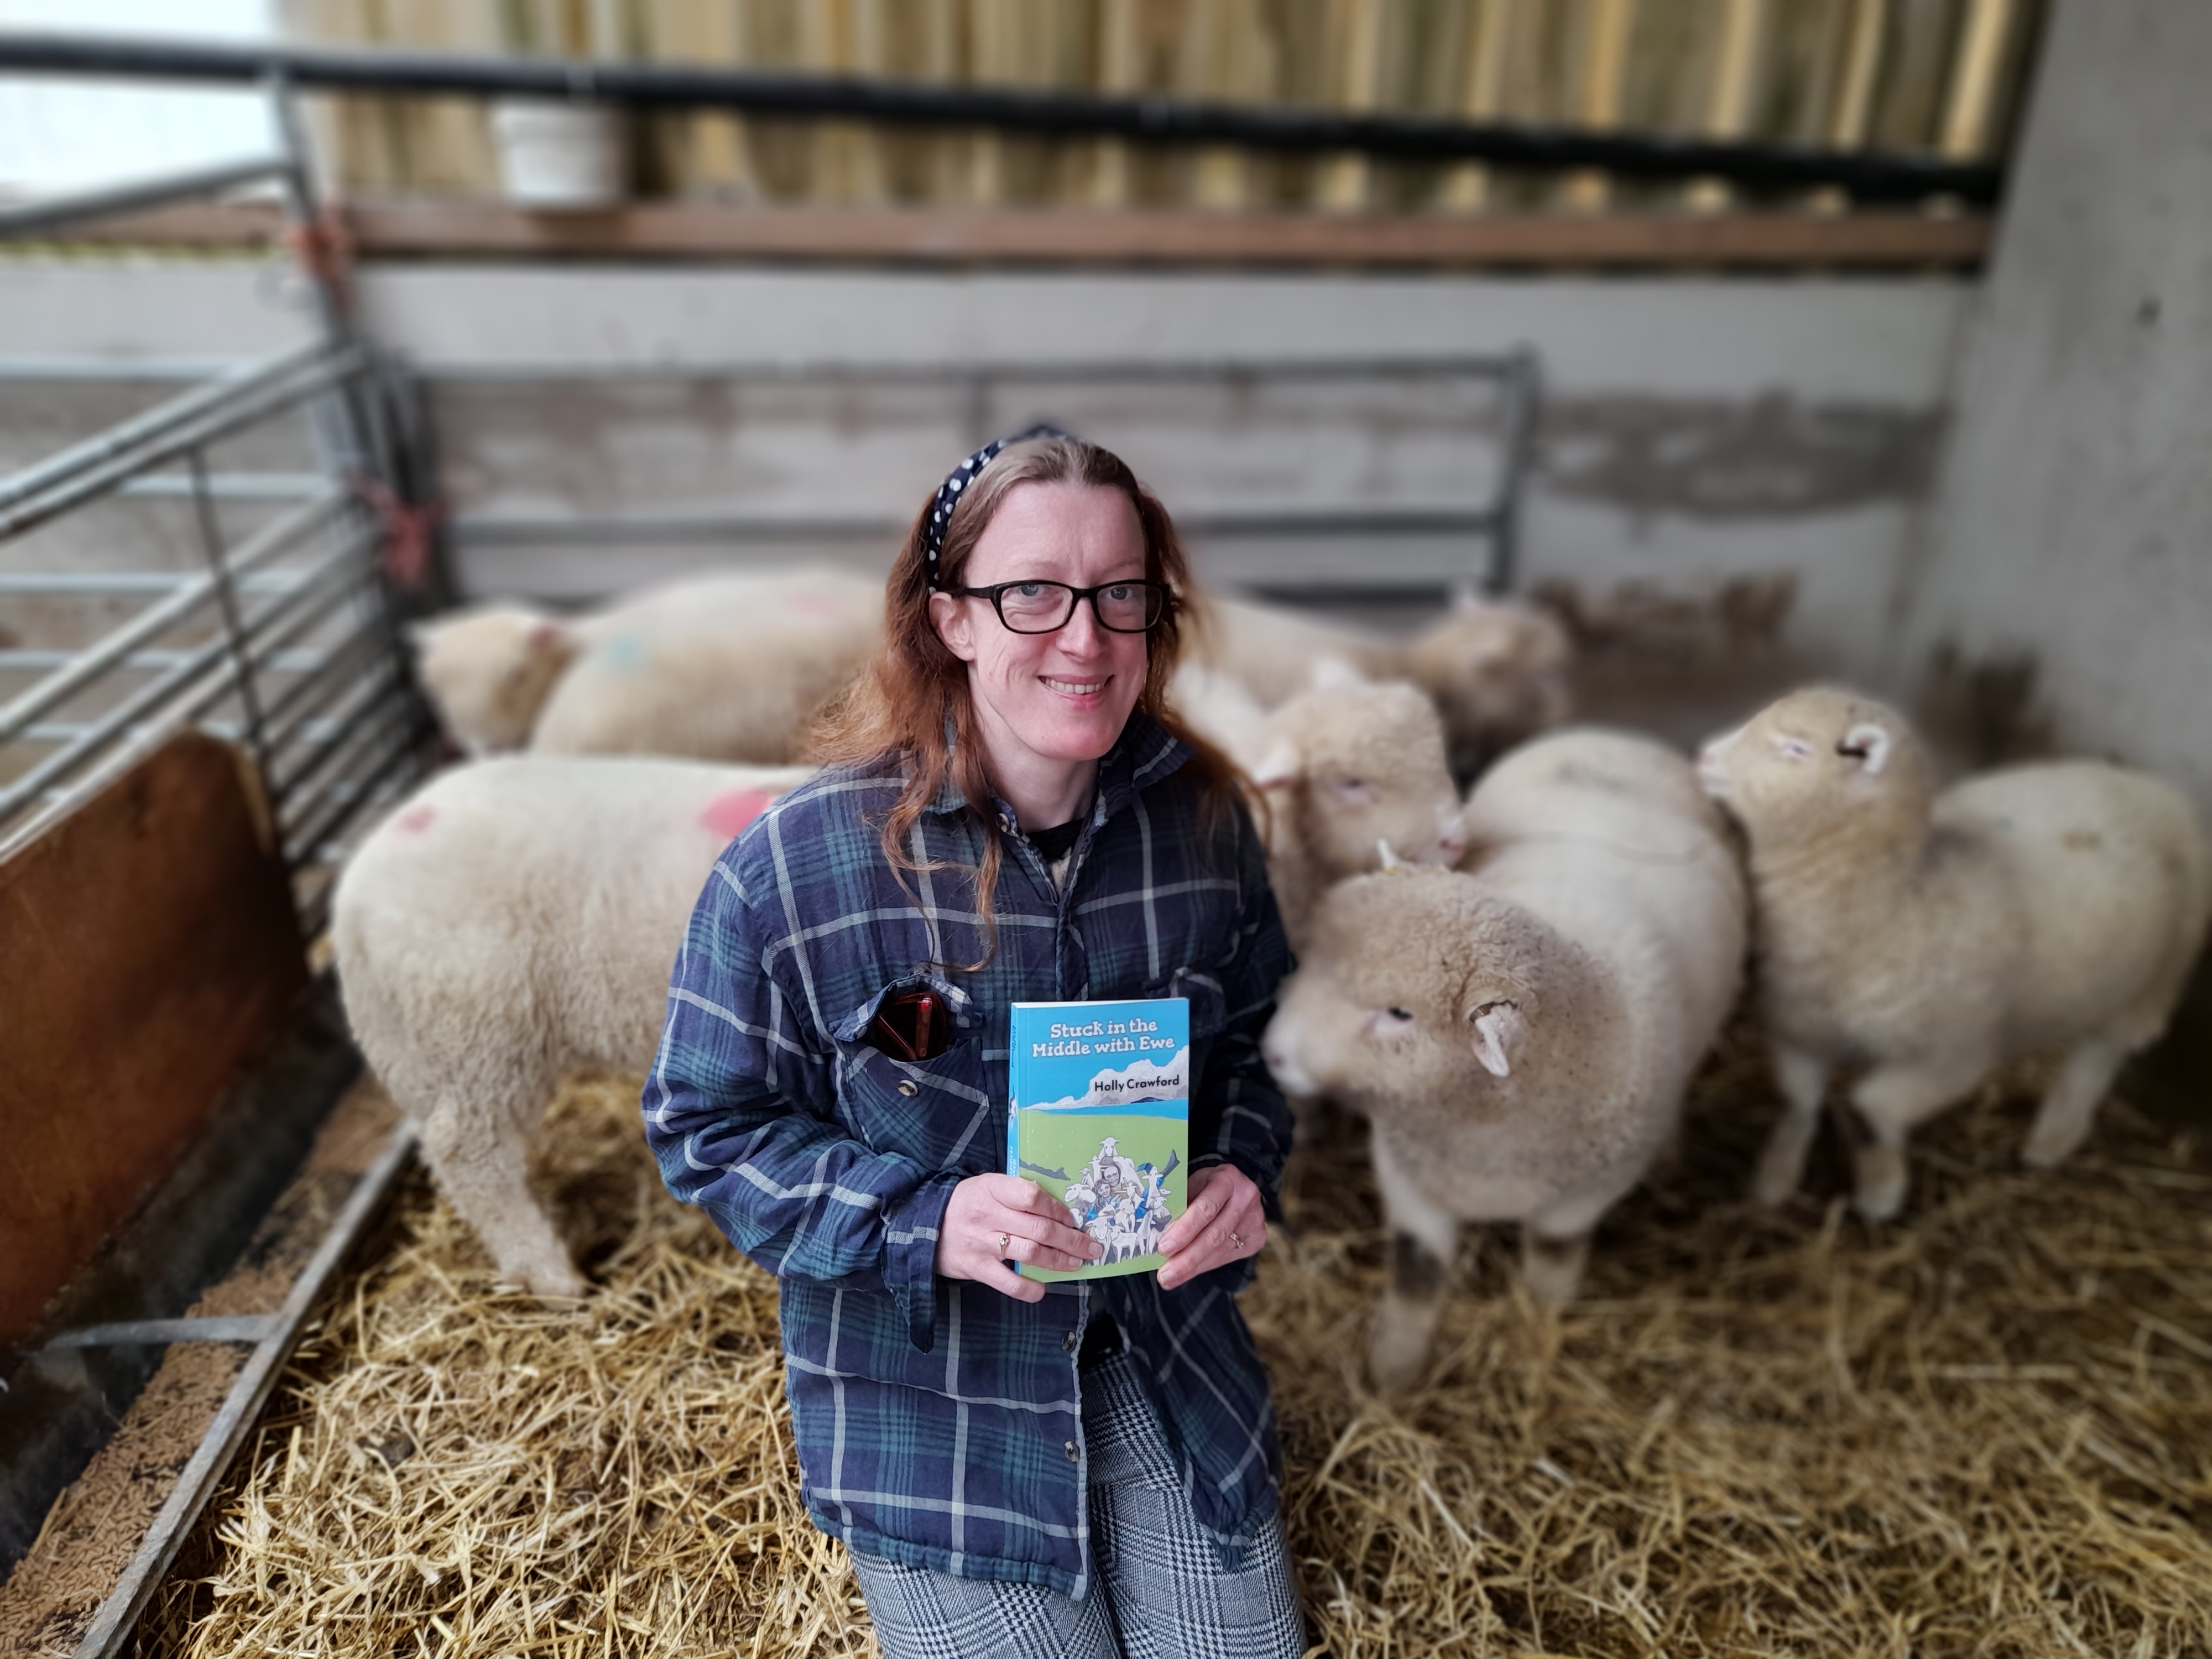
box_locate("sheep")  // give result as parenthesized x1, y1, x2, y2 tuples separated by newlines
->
(1168, 658, 1274, 770)
(1200, 589, 1574, 778)
(1400, 589, 1576, 777)
(1244, 664, 1468, 954)
(1262, 728, 1746, 1391)
(332, 755, 816, 1297)
(1697, 686, 2212, 1221)
(409, 568, 883, 763)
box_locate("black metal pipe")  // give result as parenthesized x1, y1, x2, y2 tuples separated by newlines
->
(0, 30, 2003, 205)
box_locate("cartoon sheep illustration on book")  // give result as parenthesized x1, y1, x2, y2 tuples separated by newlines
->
(1063, 1139, 1181, 1264)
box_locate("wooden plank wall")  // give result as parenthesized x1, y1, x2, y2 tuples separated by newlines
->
(275, 0, 2043, 216)
(0, 733, 306, 1353)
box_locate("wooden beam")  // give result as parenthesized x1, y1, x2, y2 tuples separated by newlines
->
(36, 194, 1990, 267)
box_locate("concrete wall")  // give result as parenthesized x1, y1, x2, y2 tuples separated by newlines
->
(1895, 1, 2212, 815)
(358, 267, 1966, 746)
(0, 257, 1968, 747)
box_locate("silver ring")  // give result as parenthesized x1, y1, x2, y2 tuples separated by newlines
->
(1229, 1232, 1245, 1250)
(998, 1232, 1010, 1255)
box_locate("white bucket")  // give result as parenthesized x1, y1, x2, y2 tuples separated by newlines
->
(489, 100, 626, 209)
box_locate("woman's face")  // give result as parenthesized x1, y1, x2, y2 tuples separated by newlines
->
(930, 481, 1152, 781)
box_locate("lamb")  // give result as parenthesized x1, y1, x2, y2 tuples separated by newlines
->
(409, 567, 883, 763)
(332, 755, 816, 1296)
(1201, 589, 1574, 776)
(1262, 728, 1746, 1391)
(1697, 686, 2212, 1220)
(1243, 665, 1468, 953)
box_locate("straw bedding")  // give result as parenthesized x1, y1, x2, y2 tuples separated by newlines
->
(135, 1034, 2212, 1658)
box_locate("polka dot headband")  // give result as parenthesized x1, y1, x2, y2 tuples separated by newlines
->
(923, 422, 1073, 587)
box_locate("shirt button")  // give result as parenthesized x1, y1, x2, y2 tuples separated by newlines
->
(1062, 1329, 1079, 1353)
(1063, 1440, 1079, 1464)
(897, 1079, 919, 1097)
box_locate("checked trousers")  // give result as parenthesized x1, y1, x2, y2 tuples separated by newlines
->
(849, 1350, 1307, 1659)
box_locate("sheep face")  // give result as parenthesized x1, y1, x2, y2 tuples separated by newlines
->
(1262, 868, 1535, 1113)
(1252, 680, 1468, 877)
(1403, 597, 1574, 774)
(1696, 686, 1934, 843)
(409, 605, 578, 755)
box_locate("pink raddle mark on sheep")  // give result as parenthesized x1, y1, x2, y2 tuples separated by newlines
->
(394, 805, 436, 835)
(702, 789, 774, 840)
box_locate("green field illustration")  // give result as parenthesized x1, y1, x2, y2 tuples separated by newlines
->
(1014, 1106, 1185, 1282)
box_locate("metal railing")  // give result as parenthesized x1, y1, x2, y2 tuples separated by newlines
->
(437, 349, 1542, 606)
(0, 80, 436, 940)
(0, 29, 2005, 206)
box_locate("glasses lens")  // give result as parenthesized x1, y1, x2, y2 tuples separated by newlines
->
(996, 581, 1075, 632)
(1094, 582, 1166, 632)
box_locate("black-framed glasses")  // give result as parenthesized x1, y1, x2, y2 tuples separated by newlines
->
(944, 579, 1172, 635)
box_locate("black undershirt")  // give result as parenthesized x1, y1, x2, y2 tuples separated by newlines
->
(1025, 816, 1084, 864)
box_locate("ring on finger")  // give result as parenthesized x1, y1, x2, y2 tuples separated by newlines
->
(1229, 1231, 1245, 1249)
(998, 1232, 1011, 1256)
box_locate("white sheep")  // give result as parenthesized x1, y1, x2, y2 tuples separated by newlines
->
(1244, 664, 1468, 954)
(1263, 728, 1745, 1391)
(1199, 589, 1574, 776)
(1697, 686, 2212, 1220)
(332, 755, 816, 1296)
(409, 568, 883, 763)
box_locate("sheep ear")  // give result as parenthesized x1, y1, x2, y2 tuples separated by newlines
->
(1308, 654, 1367, 690)
(1249, 737, 1302, 789)
(1468, 999, 1525, 1079)
(1837, 722, 1891, 775)
(526, 617, 574, 655)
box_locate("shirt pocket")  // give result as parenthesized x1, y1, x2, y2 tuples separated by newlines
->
(830, 973, 1000, 1176)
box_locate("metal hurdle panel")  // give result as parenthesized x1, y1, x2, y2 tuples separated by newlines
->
(0, 84, 436, 941)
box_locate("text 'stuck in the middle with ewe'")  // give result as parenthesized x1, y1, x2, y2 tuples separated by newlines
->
(1008, 997, 1188, 1281)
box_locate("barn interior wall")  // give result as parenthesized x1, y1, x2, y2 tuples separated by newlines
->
(0, 259, 1968, 750)
(1895, 0, 2212, 817)
(1892, 0, 2212, 1116)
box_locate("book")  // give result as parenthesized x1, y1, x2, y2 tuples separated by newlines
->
(1006, 996, 1190, 1281)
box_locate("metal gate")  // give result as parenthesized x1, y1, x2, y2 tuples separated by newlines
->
(0, 82, 435, 940)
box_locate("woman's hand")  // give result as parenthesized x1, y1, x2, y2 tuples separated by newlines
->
(1156, 1165, 1265, 1291)
(938, 1174, 1102, 1302)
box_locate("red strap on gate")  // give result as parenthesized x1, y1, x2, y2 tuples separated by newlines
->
(349, 472, 445, 591)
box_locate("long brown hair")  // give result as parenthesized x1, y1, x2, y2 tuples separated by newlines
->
(811, 435, 1243, 964)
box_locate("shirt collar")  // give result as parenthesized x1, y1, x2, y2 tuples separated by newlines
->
(920, 707, 1192, 823)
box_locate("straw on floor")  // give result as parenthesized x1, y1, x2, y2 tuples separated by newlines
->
(137, 1033, 2212, 1658)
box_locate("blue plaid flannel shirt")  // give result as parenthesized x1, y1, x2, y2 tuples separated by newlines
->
(643, 712, 1296, 1597)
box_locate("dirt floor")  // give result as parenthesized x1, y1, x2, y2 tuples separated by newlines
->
(0, 1081, 401, 1658)
(101, 1029, 2212, 1659)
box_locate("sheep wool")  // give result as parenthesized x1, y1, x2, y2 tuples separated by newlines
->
(410, 568, 883, 764)
(1246, 670, 1468, 954)
(1264, 728, 1745, 1391)
(332, 754, 816, 1297)
(1198, 591, 1574, 776)
(1699, 686, 2212, 1221)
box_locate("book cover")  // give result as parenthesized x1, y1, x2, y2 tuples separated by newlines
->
(1007, 997, 1190, 1281)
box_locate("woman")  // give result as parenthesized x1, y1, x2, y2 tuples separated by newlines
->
(643, 431, 1304, 1658)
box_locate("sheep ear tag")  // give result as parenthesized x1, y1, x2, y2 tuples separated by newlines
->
(1837, 722, 1891, 776)
(1469, 1000, 1525, 1079)
(1376, 838, 1410, 874)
